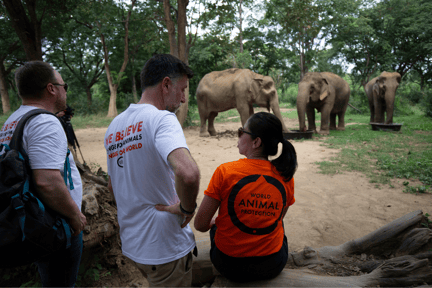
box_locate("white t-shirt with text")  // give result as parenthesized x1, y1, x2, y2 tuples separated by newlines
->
(0, 105, 82, 210)
(104, 104, 195, 265)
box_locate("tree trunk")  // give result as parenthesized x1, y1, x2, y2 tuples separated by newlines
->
(174, 0, 189, 127)
(107, 88, 118, 118)
(300, 51, 305, 81)
(103, 0, 135, 118)
(2, 0, 43, 61)
(163, 0, 190, 127)
(239, 0, 243, 54)
(163, 0, 178, 58)
(101, 32, 118, 118)
(132, 75, 138, 103)
(85, 86, 92, 106)
(0, 64, 11, 114)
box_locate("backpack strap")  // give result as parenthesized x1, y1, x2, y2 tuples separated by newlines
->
(64, 149, 74, 190)
(9, 109, 55, 152)
(9, 108, 74, 189)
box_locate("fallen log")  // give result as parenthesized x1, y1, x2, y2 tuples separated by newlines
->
(192, 210, 432, 287)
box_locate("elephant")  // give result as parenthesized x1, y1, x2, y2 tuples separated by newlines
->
(364, 71, 401, 124)
(297, 72, 351, 135)
(196, 68, 289, 137)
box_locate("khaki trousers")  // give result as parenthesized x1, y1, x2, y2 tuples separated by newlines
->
(133, 251, 193, 287)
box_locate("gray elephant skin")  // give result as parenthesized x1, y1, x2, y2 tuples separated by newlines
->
(297, 72, 351, 135)
(196, 68, 289, 137)
(364, 71, 401, 124)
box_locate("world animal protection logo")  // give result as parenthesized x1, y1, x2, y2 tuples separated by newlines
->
(228, 174, 286, 235)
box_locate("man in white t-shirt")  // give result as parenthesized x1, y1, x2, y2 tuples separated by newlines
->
(0, 61, 87, 287)
(104, 54, 200, 287)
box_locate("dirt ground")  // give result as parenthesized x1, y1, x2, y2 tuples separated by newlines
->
(73, 116, 432, 286)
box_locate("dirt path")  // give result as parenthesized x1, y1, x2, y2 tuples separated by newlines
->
(74, 119, 432, 253)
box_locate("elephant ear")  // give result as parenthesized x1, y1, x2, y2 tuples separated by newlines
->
(375, 77, 386, 98)
(253, 78, 264, 86)
(319, 78, 330, 101)
(252, 78, 264, 93)
(373, 83, 380, 97)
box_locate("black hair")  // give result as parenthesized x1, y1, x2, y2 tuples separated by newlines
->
(247, 112, 297, 182)
(140, 54, 194, 91)
(14, 61, 57, 100)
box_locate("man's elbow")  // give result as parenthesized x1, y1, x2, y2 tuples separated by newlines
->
(179, 167, 200, 188)
(33, 178, 52, 194)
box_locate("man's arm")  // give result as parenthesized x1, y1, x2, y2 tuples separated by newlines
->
(33, 169, 87, 236)
(167, 147, 200, 212)
(155, 148, 200, 228)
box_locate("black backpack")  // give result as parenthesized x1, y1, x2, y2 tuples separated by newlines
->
(0, 109, 73, 268)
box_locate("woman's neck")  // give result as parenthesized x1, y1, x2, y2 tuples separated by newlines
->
(246, 150, 268, 161)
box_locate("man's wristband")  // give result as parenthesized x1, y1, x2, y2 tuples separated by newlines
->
(180, 203, 197, 215)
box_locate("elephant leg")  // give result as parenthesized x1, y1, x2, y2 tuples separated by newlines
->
(306, 105, 317, 134)
(237, 104, 252, 128)
(376, 107, 384, 123)
(249, 105, 254, 118)
(368, 98, 375, 123)
(336, 111, 346, 131)
(319, 106, 331, 135)
(329, 113, 337, 130)
(385, 103, 394, 124)
(374, 98, 384, 123)
(199, 113, 209, 137)
(198, 97, 210, 137)
(207, 112, 218, 136)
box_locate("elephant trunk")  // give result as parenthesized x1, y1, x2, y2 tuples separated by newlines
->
(270, 94, 289, 133)
(385, 91, 395, 124)
(297, 85, 309, 132)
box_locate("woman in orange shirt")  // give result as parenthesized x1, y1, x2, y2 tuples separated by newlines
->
(194, 112, 297, 282)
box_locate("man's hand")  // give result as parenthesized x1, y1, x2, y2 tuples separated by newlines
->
(155, 203, 194, 228)
(69, 212, 87, 236)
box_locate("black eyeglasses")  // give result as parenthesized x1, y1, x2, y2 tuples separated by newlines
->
(52, 83, 68, 92)
(238, 127, 257, 138)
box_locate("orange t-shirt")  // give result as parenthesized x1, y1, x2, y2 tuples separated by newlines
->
(204, 159, 295, 257)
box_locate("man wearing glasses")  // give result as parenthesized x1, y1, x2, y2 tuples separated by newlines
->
(0, 61, 87, 287)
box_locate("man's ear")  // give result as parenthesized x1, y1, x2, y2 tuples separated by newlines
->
(46, 83, 56, 96)
(161, 77, 171, 94)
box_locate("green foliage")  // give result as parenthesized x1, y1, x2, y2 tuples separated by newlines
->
(398, 81, 423, 104)
(345, 87, 369, 116)
(188, 35, 232, 103)
(264, 0, 325, 76)
(322, 0, 432, 87)
(402, 182, 428, 195)
(278, 84, 298, 107)
(313, 48, 344, 75)
(420, 88, 432, 118)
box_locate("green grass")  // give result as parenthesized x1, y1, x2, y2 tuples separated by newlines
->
(69, 113, 116, 129)
(315, 113, 432, 192)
